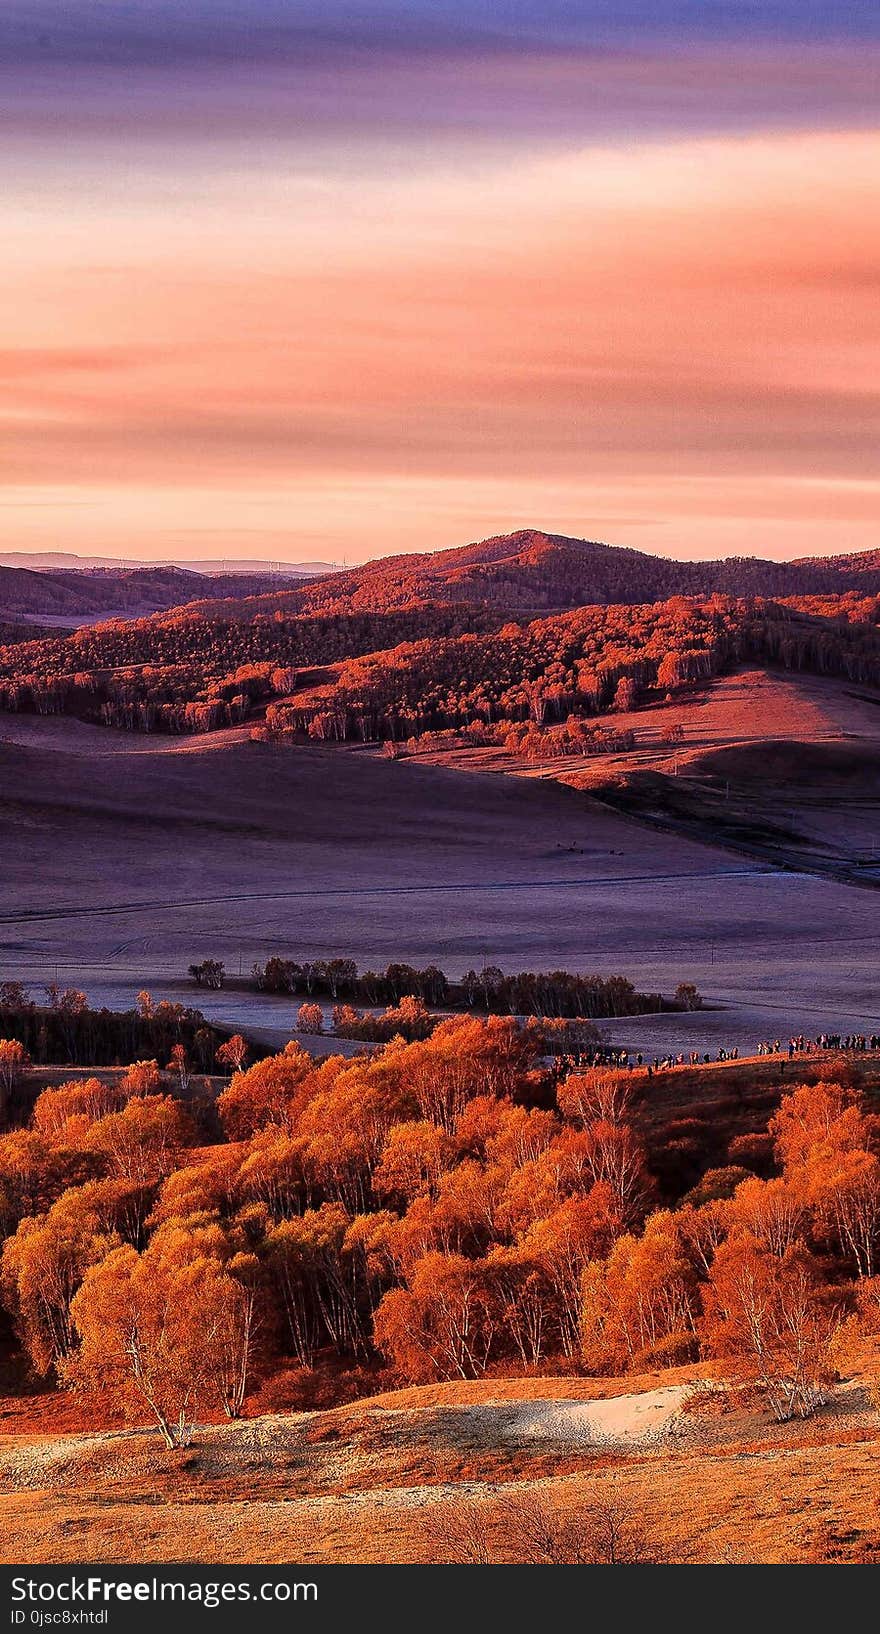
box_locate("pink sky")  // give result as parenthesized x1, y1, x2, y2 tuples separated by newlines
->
(2, 45, 878, 564)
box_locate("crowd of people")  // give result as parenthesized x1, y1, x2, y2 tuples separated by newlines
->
(761, 1033, 880, 1058)
(552, 1031, 880, 1081)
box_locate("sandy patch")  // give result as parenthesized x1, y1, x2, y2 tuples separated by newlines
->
(501, 1384, 693, 1445)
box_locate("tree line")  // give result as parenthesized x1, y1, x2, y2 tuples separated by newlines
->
(383, 719, 637, 761)
(198, 956, 683, 1019)
(299, 996, 601, 1053)
(0, 983, 226, 1076)
(0, 605, 496, 733)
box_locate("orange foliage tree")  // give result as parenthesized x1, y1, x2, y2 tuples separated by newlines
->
(266, 1203, 372, 1365)
(217, 1043, 313, 1139)
(216, 1034, 249, 1075)
(0, 1039, 30, 1100)
(770, 1081, 880, 1276)
(579, 1210, 698, 1373)
(0, 1180, 131, 1375)
(84, 1095, 194, 1188)
(31, 1077, 125, 1141)
(373, 1251, 495, 1381)
(701, 1231, 840, 1420)
(67, 1223, 257, 1445)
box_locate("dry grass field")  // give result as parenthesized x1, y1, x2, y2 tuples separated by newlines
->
(5, 1361, 880, 1564)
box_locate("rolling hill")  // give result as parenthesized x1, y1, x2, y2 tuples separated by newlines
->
(0, 551, 335, 574)
(0, 563, 322, 625)
(795, 548, 880, 576)
(261, 530, 880, 618)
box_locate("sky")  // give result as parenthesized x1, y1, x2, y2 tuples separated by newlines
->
(1, 3, 879, 565)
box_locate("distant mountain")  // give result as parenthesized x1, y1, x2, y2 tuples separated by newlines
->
(244, 530, 880, 616)
(158, 558, 336, 576)
(0, 551, 336, 575)
(0, 563, 328, 623)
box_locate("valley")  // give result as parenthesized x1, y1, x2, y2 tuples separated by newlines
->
(0, 704, 877, 1056)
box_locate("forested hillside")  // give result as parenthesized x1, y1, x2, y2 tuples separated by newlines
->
(265, 598, 880, 746)
(0, 604, 499, 731)
(256, 531, 880, 617)
(1, 589, 875, 738)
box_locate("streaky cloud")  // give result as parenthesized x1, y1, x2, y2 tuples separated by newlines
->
(2, 1, 879, 70)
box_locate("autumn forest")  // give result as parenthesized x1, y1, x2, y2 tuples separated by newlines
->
(0, 990, 879, 1454)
